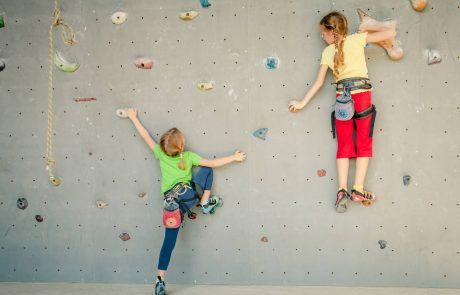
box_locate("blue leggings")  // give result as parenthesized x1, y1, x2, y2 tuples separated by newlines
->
(157, 166, 213, 270)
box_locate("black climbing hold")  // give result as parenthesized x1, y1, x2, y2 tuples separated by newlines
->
(253, 128, 268, 140)
(0, 59, 5, 72)
(35, 215, 43, 223)
(119, 233, 130, 241)
(17, 198, 28, 210)
(403, 175, 411, 186)
(378, 240, 387, 249)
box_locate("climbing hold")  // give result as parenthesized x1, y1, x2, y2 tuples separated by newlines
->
(200, 0, 211, 8)
(0, 59, 5, 72)
(260, 236, 268, 243)
(179, 11, 199, 20)
(427, 49, 442, 65)
(138, 192, 146, 198)
(17, 198, 28, 210)
(116, 108, 129, 118)
(378, 240, 387, 249)
(253, 128, 268, 140)
(96, 201, 108, 209)
(111, 12, 128, 25)
(74, 97, 96, 102)
(54, 51, 80, 73)
(403, 175, 411, 186)
(411, 0, 428, 12)
(50, 176, 61, 186)
(0, 15, 4, 28)
(317, 169, 326, 177)
(265, 57, 279, 69)
(119, 233, 130, 241)
(197, 82, 213, 90)
(35, 215, 44, 223)
(134, 57, 153, 69)
(357, 8, 403, 61)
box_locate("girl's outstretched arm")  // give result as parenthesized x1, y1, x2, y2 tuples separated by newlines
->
(288, 64, 328, 112)
(366, 30, 397, 44)
(199, 150, 246, 168)
(127, 108, 156, 151)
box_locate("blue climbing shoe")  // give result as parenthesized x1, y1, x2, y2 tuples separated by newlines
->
(155, 276, 167, 295)
(201, 196, 223, 214)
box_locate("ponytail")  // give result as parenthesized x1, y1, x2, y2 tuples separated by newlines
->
(178, 153, 186, 170)
(160, 128, 187, 170)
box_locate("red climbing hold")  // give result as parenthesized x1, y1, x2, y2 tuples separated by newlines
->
(317, 169, 326, 177)
(119, 233, 131, 241)
(134, 58, 153, 69)
(74, 97, 96, 102)
(260, 236, 268, 243)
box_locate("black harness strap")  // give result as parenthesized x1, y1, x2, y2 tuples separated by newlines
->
(331, 105, 376, 139)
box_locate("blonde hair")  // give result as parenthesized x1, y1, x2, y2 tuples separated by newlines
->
(320, 11, 348, 80)
(160, 127, 186, 170)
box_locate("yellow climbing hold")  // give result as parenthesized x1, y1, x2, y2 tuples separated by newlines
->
(197, 82, 213, 90)
(179, 11, 199, 20)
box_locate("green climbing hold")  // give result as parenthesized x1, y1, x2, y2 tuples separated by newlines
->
(253, 128, 268, 140)
(0, 15, 5, 28)
(54, 51, 80, 73)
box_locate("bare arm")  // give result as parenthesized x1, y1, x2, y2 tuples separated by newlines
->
(199, 150, 246, 168)
(127, 108, 156, 151)
(366, 30, 396, 44)
(288, 64, 329, 112)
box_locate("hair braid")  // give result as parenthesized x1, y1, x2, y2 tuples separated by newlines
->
(333, 29, 345, 80)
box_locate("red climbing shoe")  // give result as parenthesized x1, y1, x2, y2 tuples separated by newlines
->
(351, 189, 376, 206)
(335, 189, 350, 213)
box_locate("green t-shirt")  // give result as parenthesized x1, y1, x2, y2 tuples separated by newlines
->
(153, 144, 202, 194)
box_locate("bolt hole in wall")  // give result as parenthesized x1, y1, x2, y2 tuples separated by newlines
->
(0, 0, 460, 287)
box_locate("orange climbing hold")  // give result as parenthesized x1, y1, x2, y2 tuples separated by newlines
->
(134, 57, 153, 69)
(411, 0, 428, 12)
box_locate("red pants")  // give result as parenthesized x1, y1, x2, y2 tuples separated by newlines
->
(335, 91, 374, 159)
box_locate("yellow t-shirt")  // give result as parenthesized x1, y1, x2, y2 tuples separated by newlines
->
(320, 32, 368, 82)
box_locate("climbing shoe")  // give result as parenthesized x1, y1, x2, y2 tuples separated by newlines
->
(351, 189, 376, 206)
(155, 276, 167, 295)
(335, 189, 350, 213)
(201, 196, 223, 214)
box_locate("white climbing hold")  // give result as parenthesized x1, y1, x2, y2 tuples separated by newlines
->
(179, 11, 199, 20)
(427, 49, 442, 65)
(116, 109, 129, 118)
(111, 12, 128, 25)
(97, 201, 108, 209)
(197, 82, 213, 90)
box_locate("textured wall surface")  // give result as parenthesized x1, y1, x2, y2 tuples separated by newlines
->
(0, 0, 460, 288)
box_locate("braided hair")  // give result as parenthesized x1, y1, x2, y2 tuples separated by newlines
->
(320, 11, 348, 80)
(160, 128, 187, 170)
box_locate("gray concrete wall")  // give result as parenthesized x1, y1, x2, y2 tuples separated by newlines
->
(0, 0, 459, 288)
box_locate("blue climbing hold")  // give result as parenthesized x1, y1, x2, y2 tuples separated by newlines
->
(265, 57, 278, 69)
(200, 0, 211, 7)
(253, 128, 268, 140)
(403, 175, 411, 186)
(17, 198, 28, 210)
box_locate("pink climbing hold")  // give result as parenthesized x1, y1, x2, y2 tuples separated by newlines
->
(317, 169, 327, 177)
(119, 233, 131, 241)
(134, 57, 153, 69)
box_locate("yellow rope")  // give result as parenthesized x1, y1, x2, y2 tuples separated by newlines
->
(46, 0, 77, 186)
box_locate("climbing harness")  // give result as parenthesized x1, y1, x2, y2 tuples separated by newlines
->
(163, 183, 199, 228)
(46, 0, 77, 186)
(330, 77, 376, 139)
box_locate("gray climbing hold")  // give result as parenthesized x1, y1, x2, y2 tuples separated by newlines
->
(253, 128, 268, 140)
(378, 240, 387, 249)
(265, 57, 279, 69)
(428, 49, 442, 65)
(35, 215, 43, 223)
(119, 233, 131, 241)
(403, 175, 411, 186)
(17, 198, 28, 210)
(0, 59, 5, 72)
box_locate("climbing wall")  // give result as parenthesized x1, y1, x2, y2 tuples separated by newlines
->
(1, 0, 460, 288)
